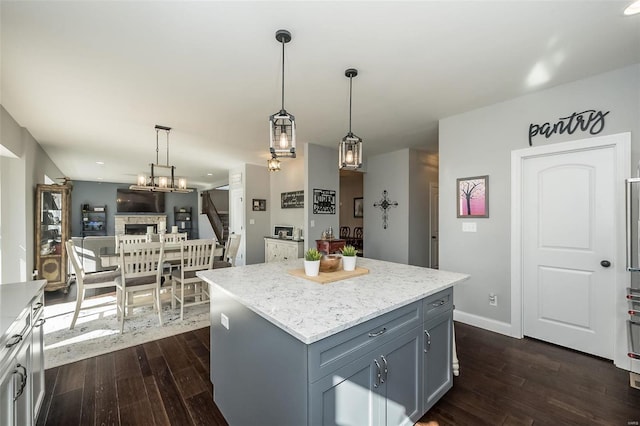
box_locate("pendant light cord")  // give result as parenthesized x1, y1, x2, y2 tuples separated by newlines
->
(348, 75, 353, 134)
(281, 38, 286, 111)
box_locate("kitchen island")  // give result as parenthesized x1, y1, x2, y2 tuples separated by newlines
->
(198, 258, 469, 426)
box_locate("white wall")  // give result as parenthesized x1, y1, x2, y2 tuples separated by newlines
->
(305, 143, 340, 251)
(1, 105, 63, 283)
(439, 65, 640, 331)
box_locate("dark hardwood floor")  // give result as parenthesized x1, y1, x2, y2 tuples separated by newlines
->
(40, 288, 640, 425)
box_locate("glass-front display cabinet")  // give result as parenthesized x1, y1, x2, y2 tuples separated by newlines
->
(35, 184, 71, 292)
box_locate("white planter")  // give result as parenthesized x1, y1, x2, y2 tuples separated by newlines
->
(304, 260, 320, 277)
(343, 256, 357, 271)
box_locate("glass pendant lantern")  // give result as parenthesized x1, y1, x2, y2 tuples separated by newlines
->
(339, 68, 363, 170)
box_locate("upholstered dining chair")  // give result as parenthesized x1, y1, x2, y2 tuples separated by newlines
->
(214, 233, 241, 268)
(114, 234, 150, 253)
(65, 240, 121, 329)
(171, 238, 216, 320)
(116, 241, 165, 333)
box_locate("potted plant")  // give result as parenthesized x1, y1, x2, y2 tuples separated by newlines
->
(304, 248, 322, 276)
(341, 245, 357, 271)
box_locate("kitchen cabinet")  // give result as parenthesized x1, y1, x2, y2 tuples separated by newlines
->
(264, 237, 304, 262)
(422, 311, 453, 411)
(35, 184, 71, 292)
(0, 281, 46, 426)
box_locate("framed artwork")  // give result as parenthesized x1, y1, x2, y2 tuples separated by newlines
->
(457, 175, 488, 218)
(252, 199, 266, 211)
(354, 197, 363, 218)
(313, 189, 336, 214)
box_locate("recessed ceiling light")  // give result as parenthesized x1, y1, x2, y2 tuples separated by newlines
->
(96, 161, 104, 165)
(207, 173, 213, 176)
(624, 0, 640, 15)
(97, 177, 103, 180)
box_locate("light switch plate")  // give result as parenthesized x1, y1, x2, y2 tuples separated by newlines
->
(462, 222, 477, 232)
(221, 313, 229, 330)
(249, 219, 255, 225)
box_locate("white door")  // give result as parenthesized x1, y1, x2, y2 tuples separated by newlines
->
(230, 188, 245, 266)
(429, 184, 439, 269)
(522, 145, 616, 358)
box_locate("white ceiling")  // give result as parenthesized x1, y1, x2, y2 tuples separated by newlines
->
(2, 1, 639, 189)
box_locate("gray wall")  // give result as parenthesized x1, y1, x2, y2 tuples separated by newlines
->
(269, 147, 305, 236)
(439, 64, 640, 327)
(305, 143, 340, 250)
(363, 148, 437, 266)
(1, 105, 64, 283)
(70, 180, 199, 237)
(244, 163, 270, 265)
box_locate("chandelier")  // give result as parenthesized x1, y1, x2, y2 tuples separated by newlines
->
(269, 29, 296, 159)
(339, 68, 363, 170)
(129, 125, 192, 193)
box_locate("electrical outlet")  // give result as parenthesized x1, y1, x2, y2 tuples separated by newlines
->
(489, 293, 498, 306)
(221, 313, 229, 330)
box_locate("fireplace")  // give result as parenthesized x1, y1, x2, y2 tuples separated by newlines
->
(114, 214, 167, 235)
(125, 224, 157, 235)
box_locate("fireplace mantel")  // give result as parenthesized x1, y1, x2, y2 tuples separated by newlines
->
(114, 214, 167, 235)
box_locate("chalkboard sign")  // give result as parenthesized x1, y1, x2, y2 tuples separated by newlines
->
(281, 190, 304, 208)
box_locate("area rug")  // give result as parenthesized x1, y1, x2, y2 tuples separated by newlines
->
(44, 293, 209, 369)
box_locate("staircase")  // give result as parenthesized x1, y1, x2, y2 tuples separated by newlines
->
(201, 191, 228, 244)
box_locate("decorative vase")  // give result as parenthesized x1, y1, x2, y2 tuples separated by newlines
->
(304, 259, 321, 277)
(343, 256, 357, 272)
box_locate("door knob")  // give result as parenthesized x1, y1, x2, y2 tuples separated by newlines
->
(600, 260, 611, 268)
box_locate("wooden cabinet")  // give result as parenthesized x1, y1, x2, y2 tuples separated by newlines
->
(174, 207, 193, 239)
(316, 238, 346, 254)
(35, 184, 71, 292)
(264, 238, 304, 262)
(0, 281, 46, 426)
(81, 205, 107, 236)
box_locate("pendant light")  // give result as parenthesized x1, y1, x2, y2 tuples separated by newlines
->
(269, 29, 296, 159)
(339, 68, 363, 170)
(130, 125, 192, 193)
(267, 155, 281, 172)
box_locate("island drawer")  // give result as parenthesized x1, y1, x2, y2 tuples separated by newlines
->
(0, 305, 31, 367)
(308, 301, 422, 382)
(423, 288, 453, 320)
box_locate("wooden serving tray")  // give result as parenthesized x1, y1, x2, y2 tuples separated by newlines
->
(287, 267, 369, 284)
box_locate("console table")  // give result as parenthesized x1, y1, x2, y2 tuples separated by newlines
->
(316, 238, 346, 254)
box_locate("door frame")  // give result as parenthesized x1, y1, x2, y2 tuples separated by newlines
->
(510, 132, 630, 367)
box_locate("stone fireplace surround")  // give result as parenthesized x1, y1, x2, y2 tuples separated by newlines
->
(115, 214, 167, 235)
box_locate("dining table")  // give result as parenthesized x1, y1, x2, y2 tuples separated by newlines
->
(99, 241, 225, 268)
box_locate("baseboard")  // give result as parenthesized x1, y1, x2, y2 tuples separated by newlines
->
(453, 309, 514, 337)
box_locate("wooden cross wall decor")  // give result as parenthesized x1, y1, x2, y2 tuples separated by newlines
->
(373, 190, 398, 229)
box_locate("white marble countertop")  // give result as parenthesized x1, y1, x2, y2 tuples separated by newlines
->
(198, 258, 469, 344)
(0, 280, 47, 342)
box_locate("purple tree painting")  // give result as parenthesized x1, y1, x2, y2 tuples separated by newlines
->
(457, 176, 488, 218)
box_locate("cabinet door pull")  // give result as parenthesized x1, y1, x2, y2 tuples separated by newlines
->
(5, 334, 23, 348)
(380, 355, 388, 383)
(432, 299, 446, 307)
(36, 318, 46, 327)
(373, 359, 381, 388)
(424, 330, 432, 353)
(368, 327, 387, 338)
(33, 302, 43, 313)
(13, 364, 27, 401)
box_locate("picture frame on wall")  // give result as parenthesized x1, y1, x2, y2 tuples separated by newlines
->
(354, 197, 363, 218)
(252, 199, 266, 211)
(457, 175, 489, 218)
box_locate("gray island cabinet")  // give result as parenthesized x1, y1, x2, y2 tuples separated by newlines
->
(198, 258, 469, 426)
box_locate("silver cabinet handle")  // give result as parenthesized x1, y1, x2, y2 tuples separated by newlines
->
(380, 355, 388, 383)
(35, 318, 46, 327)
(374, 359, 381, 388)
(432, 299, 446, 307)
(33, 302, 43, 313)
(424, 330, 431, 353)
(368, 327, 387, 338)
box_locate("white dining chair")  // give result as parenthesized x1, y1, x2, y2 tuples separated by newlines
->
(214, 233, 241, 268)
(65, 240, 121, 329)
(114, 234, 150, 253)
(171, 239, 216, 320)
(115, 241, 165, 333)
